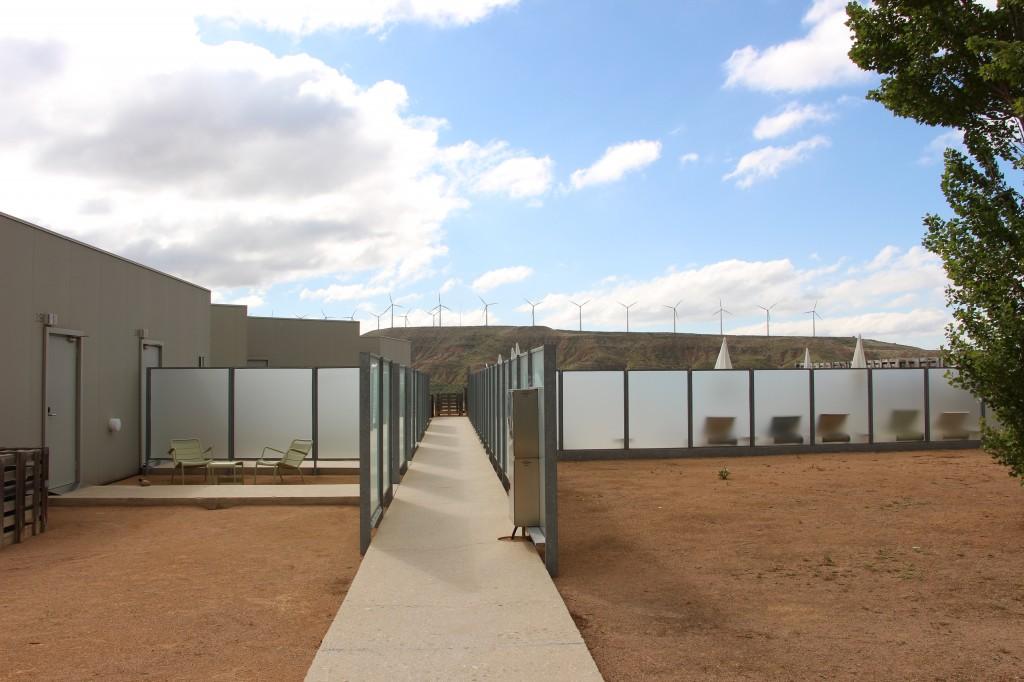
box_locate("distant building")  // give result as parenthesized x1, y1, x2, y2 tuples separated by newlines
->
(210, 303, 410, 367)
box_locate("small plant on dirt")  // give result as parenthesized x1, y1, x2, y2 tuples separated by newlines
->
(718, 467, 730, 480)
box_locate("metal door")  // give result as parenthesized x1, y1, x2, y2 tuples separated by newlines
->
(46, 333, 80, 492)
(141, 343, 162, 468)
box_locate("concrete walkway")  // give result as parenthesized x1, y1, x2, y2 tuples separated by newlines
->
(306, 417, 601, 681)
(52, 483, 358, 507)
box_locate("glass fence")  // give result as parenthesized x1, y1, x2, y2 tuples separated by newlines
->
(558, 367, 982, 452)
(147, 358, 431, 556)
(467, 344, 559, 577)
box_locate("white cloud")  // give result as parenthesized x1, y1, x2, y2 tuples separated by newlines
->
(753, 102, 833, 139)
(527, 245, 949, 347)
(472, 265, 533, 292)
(299, 283, 388, 303)
(440, 277, 461, 293)
(0, 2, 548, 294)
(723, 135, 829, 188)
(918, 129, 965, 165)
(570, 140, 662, 190)
(200, 0, 519, 35)
(724, 0, 866, 92)
(474, 155, 553, 198)
(679, 152, 700, 165)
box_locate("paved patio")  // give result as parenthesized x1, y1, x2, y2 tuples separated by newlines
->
(306, 417, 600, 681)
(51, 483, 358, 507)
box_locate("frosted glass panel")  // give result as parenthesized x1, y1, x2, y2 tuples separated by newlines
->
(234, 369, 312, 458)
(317, 368, 359, 459)
(369, 359, 380, 514)
(149, 369, 229, 461)
(754, 371, 810, 446)
(562, 372, 624, 450)
(399, 368, 406, 466)
(928, 368, 981, 440)
(691, 371, 750, 447)
(628, 371, 687, 448)
(382, 362, 391, 492)
(531, 349, 544, 387)
(812, 370, 869, 444)
(872, 369, 926, 443)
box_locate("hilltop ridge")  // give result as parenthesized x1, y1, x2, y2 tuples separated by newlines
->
(365, 326, 938, 393)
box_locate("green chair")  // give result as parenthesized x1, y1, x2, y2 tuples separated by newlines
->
(168, 439, 214, 484)
(253, 439, 313, 483)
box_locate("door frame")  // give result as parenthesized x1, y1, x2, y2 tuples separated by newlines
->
(139, 338, 164, 471)
(42, 326, 85, 493)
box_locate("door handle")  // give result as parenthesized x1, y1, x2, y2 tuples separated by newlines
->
(47, 407, 57, 417)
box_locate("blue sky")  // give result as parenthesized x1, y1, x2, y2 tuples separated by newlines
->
(0, 0, 972, 346)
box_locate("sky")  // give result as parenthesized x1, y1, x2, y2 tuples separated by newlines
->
(0, 0, 988, 348)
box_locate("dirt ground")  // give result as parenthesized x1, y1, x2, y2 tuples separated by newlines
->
(0, 505, 360, 681)
(110, 473, 358, 486)
(555, 449, 1024, 681)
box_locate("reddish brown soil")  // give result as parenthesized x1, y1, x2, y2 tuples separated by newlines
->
(110, 473, 358, 486)
(556, 450, 1024, 681)
(0, 506, 359, 681)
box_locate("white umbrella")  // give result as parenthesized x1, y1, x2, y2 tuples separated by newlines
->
(851, 335, 866, 368)
(803, 347, 812, 368)
(714, 337, 733, 370)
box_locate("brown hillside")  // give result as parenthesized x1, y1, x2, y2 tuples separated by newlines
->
(365, 326, 938, 393)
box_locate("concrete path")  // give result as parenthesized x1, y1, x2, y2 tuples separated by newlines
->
(306, 417, 601, 682)
(51, 483, 358, 507)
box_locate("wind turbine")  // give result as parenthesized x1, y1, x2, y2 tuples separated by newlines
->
(401, 313, 409, 328)
(343, 309, 357, 321)
(618, 301, 637, 332)
(371, 310, 386, 332)
(756, 302, 778, 337)
(524, 298, 539, 326)
(664, 300, 682, 334)
(321, 309, 334, 320)
(804, 300, 823, 337)
(430, 293, 451, 327)
(479, 296, 497, 327)
(295, 314, 308, 319)
(570, 300, 589, 332)
(386, 294, 403, 329)
(712, 299, 732, 335)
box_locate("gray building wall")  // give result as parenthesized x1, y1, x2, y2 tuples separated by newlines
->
(210, 304, 248, 367)
(0, 212, 211, 486)
(362, 335, 412, 366)
(245, 317, 364, 367)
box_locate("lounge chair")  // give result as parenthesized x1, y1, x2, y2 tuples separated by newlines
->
(891, 409, 924, 441)
(705, 416, 738, 446)
(770, 416, 804, 445)
(817, 413, 851, 443)
(168, 439, 213, 484)
(936, 411, 970, 440)
(253, 439, 313, 483)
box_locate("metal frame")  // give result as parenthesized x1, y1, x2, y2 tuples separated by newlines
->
(138, 338, 164, 470)
(41, 326, 85, 493)
(467, 344, 559, 577)
(357, 353, 430, 555)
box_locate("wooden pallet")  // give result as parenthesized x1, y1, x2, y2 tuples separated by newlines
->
(0, 448, 49, 549)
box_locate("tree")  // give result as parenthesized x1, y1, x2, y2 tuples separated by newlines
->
(847, 0, 1024, 480)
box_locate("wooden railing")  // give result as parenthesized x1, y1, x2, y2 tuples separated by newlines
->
(1, 448, 48, 549)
